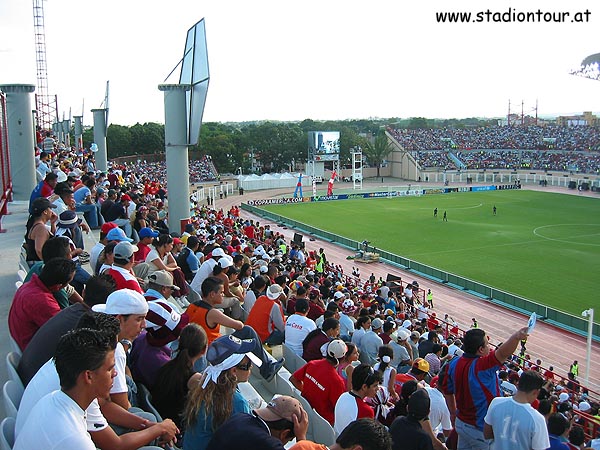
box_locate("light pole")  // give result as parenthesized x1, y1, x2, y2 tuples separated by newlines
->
(582, 308, 594, 385)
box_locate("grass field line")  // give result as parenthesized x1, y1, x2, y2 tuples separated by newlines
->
(533, 224, 600, 247)
(415, 203, 484, 211)
(411, 225, 600, 258)
(410, 236, 546, 257)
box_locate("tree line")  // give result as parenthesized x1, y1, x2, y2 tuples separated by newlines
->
(82, 117, 497, 174)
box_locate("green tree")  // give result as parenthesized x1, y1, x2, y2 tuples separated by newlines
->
(338, 125, 361, 166)
(82, 127, 94, 149)
(106, 125, 133, 158)
(407, 117, 431, 129)
(127, 122, 164, 154)
(361, 131, 393, 177)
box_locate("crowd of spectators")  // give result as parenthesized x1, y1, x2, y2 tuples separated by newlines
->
(9, 130, 600, 449)
(388, 125, 600, 174)
(116, 155, 218, 185)
(389, 125, 600, 152)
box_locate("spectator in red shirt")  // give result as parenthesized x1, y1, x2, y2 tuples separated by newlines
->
(134, 227, 159, 263)
(107, 241, 144, 293)
(379, 320, 396, 345)
(9, 258, 76, 351)
(307, 289, 326, 321)
(291, 339, 348, 425)
(29, 172, 58, 212)
(544, 365, 556, 381)
(243, 221, 255, 239)
(427, 312, 439, 331)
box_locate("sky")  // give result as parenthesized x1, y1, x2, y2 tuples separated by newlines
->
(0, 0, 598, 127)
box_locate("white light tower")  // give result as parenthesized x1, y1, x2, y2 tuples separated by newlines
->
(581, 308, 594, 385)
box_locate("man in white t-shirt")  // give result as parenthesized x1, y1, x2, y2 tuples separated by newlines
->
(334, 364, 379, 435)
(426, 377, 453, 439)
(484, 370, 549, 450)
(92, 289, 149, 411)
(16, 311, 178, 449)
(89, 222, 119, 273)
(14, 328, 115, 450)
(190, 247, 226, 293)
(285, 299, 317, 356)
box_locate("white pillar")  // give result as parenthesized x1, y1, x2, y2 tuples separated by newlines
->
(158, 84, 191, 234)
(91, 109, 108, 172)
(0, 84, 37, 200)
(62, 119, 70, 148)
(73, 116, 83, 152)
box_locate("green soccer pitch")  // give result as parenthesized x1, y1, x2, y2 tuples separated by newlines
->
(262, 190, 600, 317)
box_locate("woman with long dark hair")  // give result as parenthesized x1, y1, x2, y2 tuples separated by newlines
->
(146, 233, 188, 296)
(146, 234, 178, 276)
(151, 324, 207, 431)
(182, 335, 260, 450)
(25, 198, 58, 265)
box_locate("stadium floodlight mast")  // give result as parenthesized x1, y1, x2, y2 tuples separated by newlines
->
(581, 308, 594, 385)
(160, 18, 210, 232)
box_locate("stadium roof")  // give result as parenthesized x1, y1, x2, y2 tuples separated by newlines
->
(581, 53, 600, 66)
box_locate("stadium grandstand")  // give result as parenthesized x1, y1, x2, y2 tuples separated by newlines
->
(0, 103, 599, 447)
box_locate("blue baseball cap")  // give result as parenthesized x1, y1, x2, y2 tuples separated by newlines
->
(139, 227, 159, 239)
(206, 335, 262, 367)
(106, 227, 133, 242)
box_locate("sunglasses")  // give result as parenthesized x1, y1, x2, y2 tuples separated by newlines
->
(236, 361, 252, 371)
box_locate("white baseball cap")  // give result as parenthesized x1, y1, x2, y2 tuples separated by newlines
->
(266, 284, 284, 300)
(211, 248, 226, 258)
(325, 339, 347, 359)
(92, 289, 148, 315)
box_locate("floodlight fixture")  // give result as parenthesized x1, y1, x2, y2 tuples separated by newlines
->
(177, 19, 210, 145)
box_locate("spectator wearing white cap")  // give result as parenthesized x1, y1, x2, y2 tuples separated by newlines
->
(92, 289, 149, 411)
(190, 246, 227, 293)
(390, 328, 413, 372)
(144, 269, 180, 305)
(210, 255, 244, 320)
(16, 312, 178, 450)
(291, 340, 348, 425)
(246, 283, 286, 345)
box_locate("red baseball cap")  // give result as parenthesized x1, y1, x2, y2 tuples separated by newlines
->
(101, 222, 119, 234)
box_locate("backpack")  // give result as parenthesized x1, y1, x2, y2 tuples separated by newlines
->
(176, 247, 193, 282)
